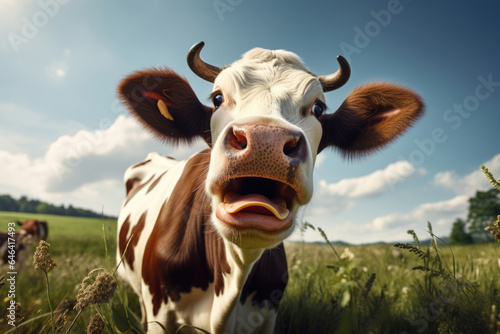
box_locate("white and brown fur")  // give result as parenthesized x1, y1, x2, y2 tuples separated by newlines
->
(116, 43, 424, 333)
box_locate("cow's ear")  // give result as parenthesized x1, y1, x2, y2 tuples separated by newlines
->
(118, 68, 213, 146)
(318, 82, 424, 157)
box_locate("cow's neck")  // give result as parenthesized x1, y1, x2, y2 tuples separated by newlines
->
(209, 241, 265, 333)
(141, 150, 285, 332)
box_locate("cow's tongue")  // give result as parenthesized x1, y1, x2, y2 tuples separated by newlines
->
(223, 192, 289, 220)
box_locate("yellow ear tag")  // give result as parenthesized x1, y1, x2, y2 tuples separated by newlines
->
(157, 100, 174, 121)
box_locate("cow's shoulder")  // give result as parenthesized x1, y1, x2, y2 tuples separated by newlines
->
(118, 153, 190, 273)
(140, 150, 230, 316)
(124, 152, 178, 196)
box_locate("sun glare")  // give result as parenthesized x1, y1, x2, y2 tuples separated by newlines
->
(0, 0, 26, 28)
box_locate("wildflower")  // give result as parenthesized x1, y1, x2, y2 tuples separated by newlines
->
(340, 248, 355, 261)
(387, 265, 395, 271)
(33, 240, 56, 273)
(402, 287, 409, 294)
(87, 313, 105, 334)
(75, 270, 117, 311)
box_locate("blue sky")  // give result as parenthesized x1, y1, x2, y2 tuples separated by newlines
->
(0, 0, 499, 243)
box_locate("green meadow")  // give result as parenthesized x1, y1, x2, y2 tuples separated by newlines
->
(0, 211, 499, 333)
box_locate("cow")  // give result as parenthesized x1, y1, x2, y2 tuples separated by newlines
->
(116, 41, 424, 333)
(17, 219, 49, 240)
(0, 219, 48, 268)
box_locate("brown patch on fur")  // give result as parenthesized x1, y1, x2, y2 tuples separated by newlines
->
(119, 215, 131, 258)
(142, 150, 230, 315)
(125, 211, 147, 270)
(131, 159, 151, 169)
(147, 171, 167, 194)
(124, 175, 155, 206)
(318, 82, 424, 156)
(125, 177, 141, 195)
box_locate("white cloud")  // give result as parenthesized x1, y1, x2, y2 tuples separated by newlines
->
(318, 161, 426, 199)
(348, 153, 500, 242)
(0, 115, 207, 215)
(296, 194, 469, 245)
(306, 161, 426, 217)
(434, 153, 500, 195)
(366, 195, 468, 232)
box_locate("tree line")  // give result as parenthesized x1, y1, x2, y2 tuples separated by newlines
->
(0, 194, 116, 219)
(450, 188, 500, 245)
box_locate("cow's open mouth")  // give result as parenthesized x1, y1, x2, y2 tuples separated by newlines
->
(215, 177, 297, 232)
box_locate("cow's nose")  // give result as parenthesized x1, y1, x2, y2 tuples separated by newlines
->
(224, 124, 307, 163)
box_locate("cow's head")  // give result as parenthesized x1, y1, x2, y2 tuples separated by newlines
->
(119, 42, 423, 249)
(17, 219, 49, 240)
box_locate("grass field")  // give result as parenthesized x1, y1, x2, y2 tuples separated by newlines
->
(1, 211, 499, 333)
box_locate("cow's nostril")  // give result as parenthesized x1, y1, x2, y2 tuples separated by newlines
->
(229, 127, 248, 150)
(283, 136, 303, 158)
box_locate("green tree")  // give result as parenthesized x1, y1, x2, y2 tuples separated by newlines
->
(467, 188, 500, 241)
(450, 218, 473, 245)
(0, 195, 19, 211)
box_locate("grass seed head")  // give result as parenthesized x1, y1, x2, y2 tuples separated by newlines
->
(362, 273, 376, 299)
(33, 240, 56, 273)
(75, 271, 117, 311)
(485, 216, 500, 243)
(87, 313, 105, 334)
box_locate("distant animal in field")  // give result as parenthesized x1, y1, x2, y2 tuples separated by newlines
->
(0, 219, 48, 269)
(392, 248, 404, 260)
(116, 41, 424, 333)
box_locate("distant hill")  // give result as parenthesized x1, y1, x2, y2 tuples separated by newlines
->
(289, 237, 451, 247)
(0, 194, 116, 219)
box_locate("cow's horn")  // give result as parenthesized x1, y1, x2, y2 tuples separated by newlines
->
(187, 41, 222, 83)
(318, 56, 351, 92)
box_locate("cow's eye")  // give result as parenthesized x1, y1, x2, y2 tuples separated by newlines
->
(213, 94, 224, 108)
(312, 101, 325, 118)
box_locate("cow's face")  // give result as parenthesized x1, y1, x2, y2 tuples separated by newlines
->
(118, 42, 424, 250)
(204, 49, 326, 248)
